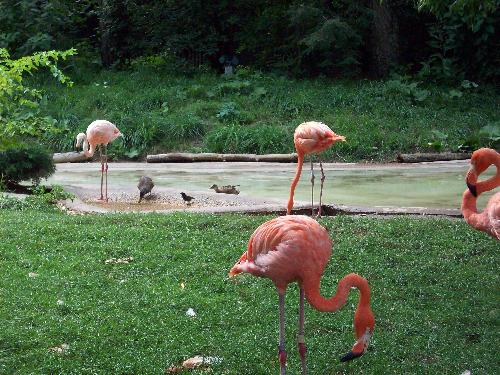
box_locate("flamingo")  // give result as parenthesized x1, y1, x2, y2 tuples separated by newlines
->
(461, 148, 500, 239)
(229, 215, 375, 375)
(75, 120, 122, 202)
(287, 121, 345, 217)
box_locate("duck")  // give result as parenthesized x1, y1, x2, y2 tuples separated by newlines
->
(210, 184, 240, 195)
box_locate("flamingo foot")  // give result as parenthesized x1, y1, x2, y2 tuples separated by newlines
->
(278, 346, 287, 374)
(298, 341, 307, 374)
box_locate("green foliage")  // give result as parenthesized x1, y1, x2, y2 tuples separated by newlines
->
(383, 76, 431, 103)
(457, 122, 500, 152)
(205, 124, 291, 154)
(0, 143, 55, 185)
(0, 184, 73, 210)
(417, 1, 499, 82)
(38, 66, 499, 161)
(0, 48, 76, 148)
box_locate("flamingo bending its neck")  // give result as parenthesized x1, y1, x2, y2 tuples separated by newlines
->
(75, 120, 122, 202)
(229, 215, 375, 374)
(287, 121, 345, 217)
(461, 147, 500, 239)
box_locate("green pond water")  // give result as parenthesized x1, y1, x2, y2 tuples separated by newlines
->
(48, 161, 496, 209)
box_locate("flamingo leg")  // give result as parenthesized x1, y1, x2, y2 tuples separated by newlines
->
(317, 159, 325, 218)
(99, 145, 104, 201)
(104, 144, 108, 202)
(278, 291, 287, 375)
(310, 157, 315, 216)
(297, 287, 307, 375)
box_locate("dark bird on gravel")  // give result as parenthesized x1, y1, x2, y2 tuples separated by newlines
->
(137, 176, 154, 203)
(181, 192, 195, 205)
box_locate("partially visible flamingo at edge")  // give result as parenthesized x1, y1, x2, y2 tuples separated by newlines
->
(461, 147, 500, 239)
(75, 120, 122, 202)
(287, 121, 345, 217)
(229, 215, 375, 375)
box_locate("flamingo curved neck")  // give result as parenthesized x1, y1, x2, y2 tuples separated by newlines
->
(81, 136, 95, 157)
(287, 152, 304, 214)
(303, 273, 371, 313)
(461, 190, 488, 233)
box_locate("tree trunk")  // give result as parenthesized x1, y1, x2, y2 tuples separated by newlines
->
(99, 0, 113, 67)
(369, 0, 399, 77)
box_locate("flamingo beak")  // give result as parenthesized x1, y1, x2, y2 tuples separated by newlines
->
(467, 182, 477, 197)
(340, 350, 363, 362)
(465, 167, 478, 197)
(340, 328, 372, 362)
(331, 134, 346, 143)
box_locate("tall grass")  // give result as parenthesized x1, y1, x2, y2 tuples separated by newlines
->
(37, 63, 499, 161)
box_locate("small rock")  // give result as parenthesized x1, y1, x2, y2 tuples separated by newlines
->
(186, 308, 196, 317)
(48, 343, 70, 354)
(28, 272, 39, 278)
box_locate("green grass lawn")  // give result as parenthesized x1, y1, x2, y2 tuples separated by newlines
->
(0, 207, 498, 374)
(37, 64, 500, 162)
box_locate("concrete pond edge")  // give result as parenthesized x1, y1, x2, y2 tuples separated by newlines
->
(58, 196, 462, 218)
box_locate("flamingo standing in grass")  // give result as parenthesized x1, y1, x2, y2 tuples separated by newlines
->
(229, 215, 375, 375)
(75, 120, 122, 202)
(287, 121, 345, 217)
(461, 148, 500, 239)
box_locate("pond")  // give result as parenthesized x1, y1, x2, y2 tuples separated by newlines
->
(47, 160, 495, 210)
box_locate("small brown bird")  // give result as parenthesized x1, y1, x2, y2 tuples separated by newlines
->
(210, 184, 240, 195)
(181, 192, 195, 205)
(137, 176, 154, 203)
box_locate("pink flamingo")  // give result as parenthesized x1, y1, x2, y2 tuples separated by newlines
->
(75, 120, 122, 202)
(287, 121, 345, 217)
(229, 215, 375, 374)
(461, 148, 500, 239)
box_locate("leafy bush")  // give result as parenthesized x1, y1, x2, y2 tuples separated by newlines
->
(383, 76, 430, 103)
(0, 143, 55, 185)
(0, 184, 73, 210)
(216, 102, 241, 122)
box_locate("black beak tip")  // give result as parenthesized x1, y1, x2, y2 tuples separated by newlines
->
(467, 182, 478, 197)
(340, 351, 363, 362)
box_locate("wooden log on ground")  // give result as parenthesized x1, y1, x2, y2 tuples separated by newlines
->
(53, 152, 90, 163)
(147, 153, 298, 163)
(146, 153, 223, 162)
(396, 152, 471, 163)
(221, 153, 258, 162)
(257, 153, 298, 162)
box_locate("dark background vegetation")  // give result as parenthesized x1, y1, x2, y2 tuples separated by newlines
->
(1, 0, 499, 81)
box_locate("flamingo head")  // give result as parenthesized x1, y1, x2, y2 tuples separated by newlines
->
(340, 327, 373, 362)
(75, 133, 86, 150)
(329, 133, 346, 143)
(466, 148, 495, 197)
(341, 300, 375, 362)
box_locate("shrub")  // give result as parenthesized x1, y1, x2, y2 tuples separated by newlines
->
(0, 143, 55, 185)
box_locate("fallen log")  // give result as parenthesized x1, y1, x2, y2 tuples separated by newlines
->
(147, 152, 298, 163)
(396, 152, 471, 163)
(53, 151, 90, 163)
(257, 154, 298, 162)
